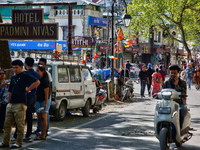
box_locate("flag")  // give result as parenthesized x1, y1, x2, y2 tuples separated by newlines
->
(94, 46, 98, 60)
(107, 55, 118, 60)
(123, 39, 133, 47)
(82, 49, 88, 64)
(117, 27, 124, 41)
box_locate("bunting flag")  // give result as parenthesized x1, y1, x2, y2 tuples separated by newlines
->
(107, 55, 118, 59)
(82, 49, 88, 64)
(123, 39, 133, 47)
(117, 27, 124, 41)
(94, 46, 98, 60)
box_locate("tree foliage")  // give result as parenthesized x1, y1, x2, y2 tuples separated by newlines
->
(127, 0, 200, 58)
(0, 13, 13, 78)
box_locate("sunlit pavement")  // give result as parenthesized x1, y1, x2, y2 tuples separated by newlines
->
(0, 78, 200, 150)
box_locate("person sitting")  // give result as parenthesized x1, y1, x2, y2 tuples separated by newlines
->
(163, 65, 187, 129)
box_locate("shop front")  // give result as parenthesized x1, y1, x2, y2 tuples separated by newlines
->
(163, 45, 171, 69)
(123, 47, 133, 62)
(139, 43, 152, 65)
(97, 45, 111, 68)
(153, 47, 163, 64)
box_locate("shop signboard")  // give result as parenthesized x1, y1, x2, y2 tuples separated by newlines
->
(87, 16, 107, 27)
(97, 45, 111, 52)
(8, 40, 81, 50)
(0, 9, 58, 40)
(69, 36, 95, 48)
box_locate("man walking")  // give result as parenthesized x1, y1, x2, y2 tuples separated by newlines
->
(146, 63, 154, 97)
(12, 57, 40, 142)
(0, 60, 40, 149)
(185, 63, 194, 90)
(126, 60, 132, 71)
(159, 65, 166, 84)
(138, 65, 149, 98)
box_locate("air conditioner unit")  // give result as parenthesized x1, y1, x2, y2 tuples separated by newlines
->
(10, 51, 19, 58)
(20, 52, 28, 58)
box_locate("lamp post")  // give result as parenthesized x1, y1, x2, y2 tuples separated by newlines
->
(116, 9, 132, 71)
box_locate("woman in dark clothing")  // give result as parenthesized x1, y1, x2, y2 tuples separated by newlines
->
(35, 65, 49, 140)
(0, 69, 9, 133)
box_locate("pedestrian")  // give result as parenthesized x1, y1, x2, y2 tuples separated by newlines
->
(34, 65, 50, 140)
(12, 57, 40, 142)
(185, 63, 194, 90)
(151, 68, 162, 96)
(0, 69, 9, 133)
(32, 58, 52, 136)
(153, 63, 158, 71)
(126, 60, 132, 71)
(193, 65, 200, 89)
(158, 65, 166, 84)
(146, 63, 154, 97)
(0, 60, 40, 149)
(180, 68, 187, 82)
(138, 65, 149, 98)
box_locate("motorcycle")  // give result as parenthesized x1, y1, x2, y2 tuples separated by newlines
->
(121, 79, 134, 101)
(93, 80, 107, 113)
(154, 89, 193, 150)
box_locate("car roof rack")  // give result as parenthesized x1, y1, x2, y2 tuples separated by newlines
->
(31, 51, 80, 64)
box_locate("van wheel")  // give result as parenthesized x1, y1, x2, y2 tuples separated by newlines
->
(82, 100, 90, 117)
(54, 102, 66, 121)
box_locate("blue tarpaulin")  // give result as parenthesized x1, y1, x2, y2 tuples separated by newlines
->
(91, 68, 119, 81)
(91, 69, 111, 81)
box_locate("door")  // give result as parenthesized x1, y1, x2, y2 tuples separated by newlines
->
(56, 66, 71, 107)
(82, 67, 96, 105)
(69, 66, 84, 108)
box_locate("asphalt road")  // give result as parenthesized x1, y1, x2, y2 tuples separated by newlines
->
(1, 79, 200, 150)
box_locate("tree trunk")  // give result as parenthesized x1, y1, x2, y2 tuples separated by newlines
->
(0, 13, 13, 79)
(179, 24, 191, 61)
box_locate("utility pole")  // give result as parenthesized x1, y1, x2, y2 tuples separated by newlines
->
(111, 0, 115, 83)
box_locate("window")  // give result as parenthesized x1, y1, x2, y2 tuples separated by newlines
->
(158, 31, 161, 42)
(103, 29, 108, 42)
(82, 68, 93, 81)
(58, 67, 69, 83)
(63, 26, 75, 40)
(69, 68, 81, 82)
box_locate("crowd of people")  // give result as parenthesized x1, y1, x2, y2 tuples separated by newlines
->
(136, 59, 199, 98)
(0, 57, 51, 149)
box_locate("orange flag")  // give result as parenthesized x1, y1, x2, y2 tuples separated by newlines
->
(117, 27, 124, 41)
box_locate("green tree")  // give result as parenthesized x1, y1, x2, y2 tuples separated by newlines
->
(0, 13, 13, 78)
(127, 0, 200, 59)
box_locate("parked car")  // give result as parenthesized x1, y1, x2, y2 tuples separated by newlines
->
(34, 62, 96, 121)
(130, 63, 140, 78)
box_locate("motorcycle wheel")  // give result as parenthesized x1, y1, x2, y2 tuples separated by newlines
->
(121, 90, 128, 102)
(159, 128, 170, 150)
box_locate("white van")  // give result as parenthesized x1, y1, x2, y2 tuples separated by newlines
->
(35, 61, 96, 121)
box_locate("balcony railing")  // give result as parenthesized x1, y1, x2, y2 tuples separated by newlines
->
(56, 9, 84, 16)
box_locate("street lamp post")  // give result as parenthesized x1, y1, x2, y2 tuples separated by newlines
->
(111, 0, 115, 83)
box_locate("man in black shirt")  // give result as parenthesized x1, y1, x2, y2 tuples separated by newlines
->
(126, 60, 132, 71)
(146, 63, 154, 97)
(138, 65, 149, 98)
(163, 65, 187, 129)
(0, 60, 40, 149)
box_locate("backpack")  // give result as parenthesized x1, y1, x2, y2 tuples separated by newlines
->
(156, 74, 162, 83)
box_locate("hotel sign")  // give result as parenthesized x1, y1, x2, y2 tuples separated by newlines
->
(0, 9, 58, 40)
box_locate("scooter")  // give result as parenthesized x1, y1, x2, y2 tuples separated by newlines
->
(154, 89, 193, 150)
(93, 80, 107, 113)
(121, 79, 134, 101)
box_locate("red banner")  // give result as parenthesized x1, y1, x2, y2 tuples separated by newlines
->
(132, 36, 137, 45)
